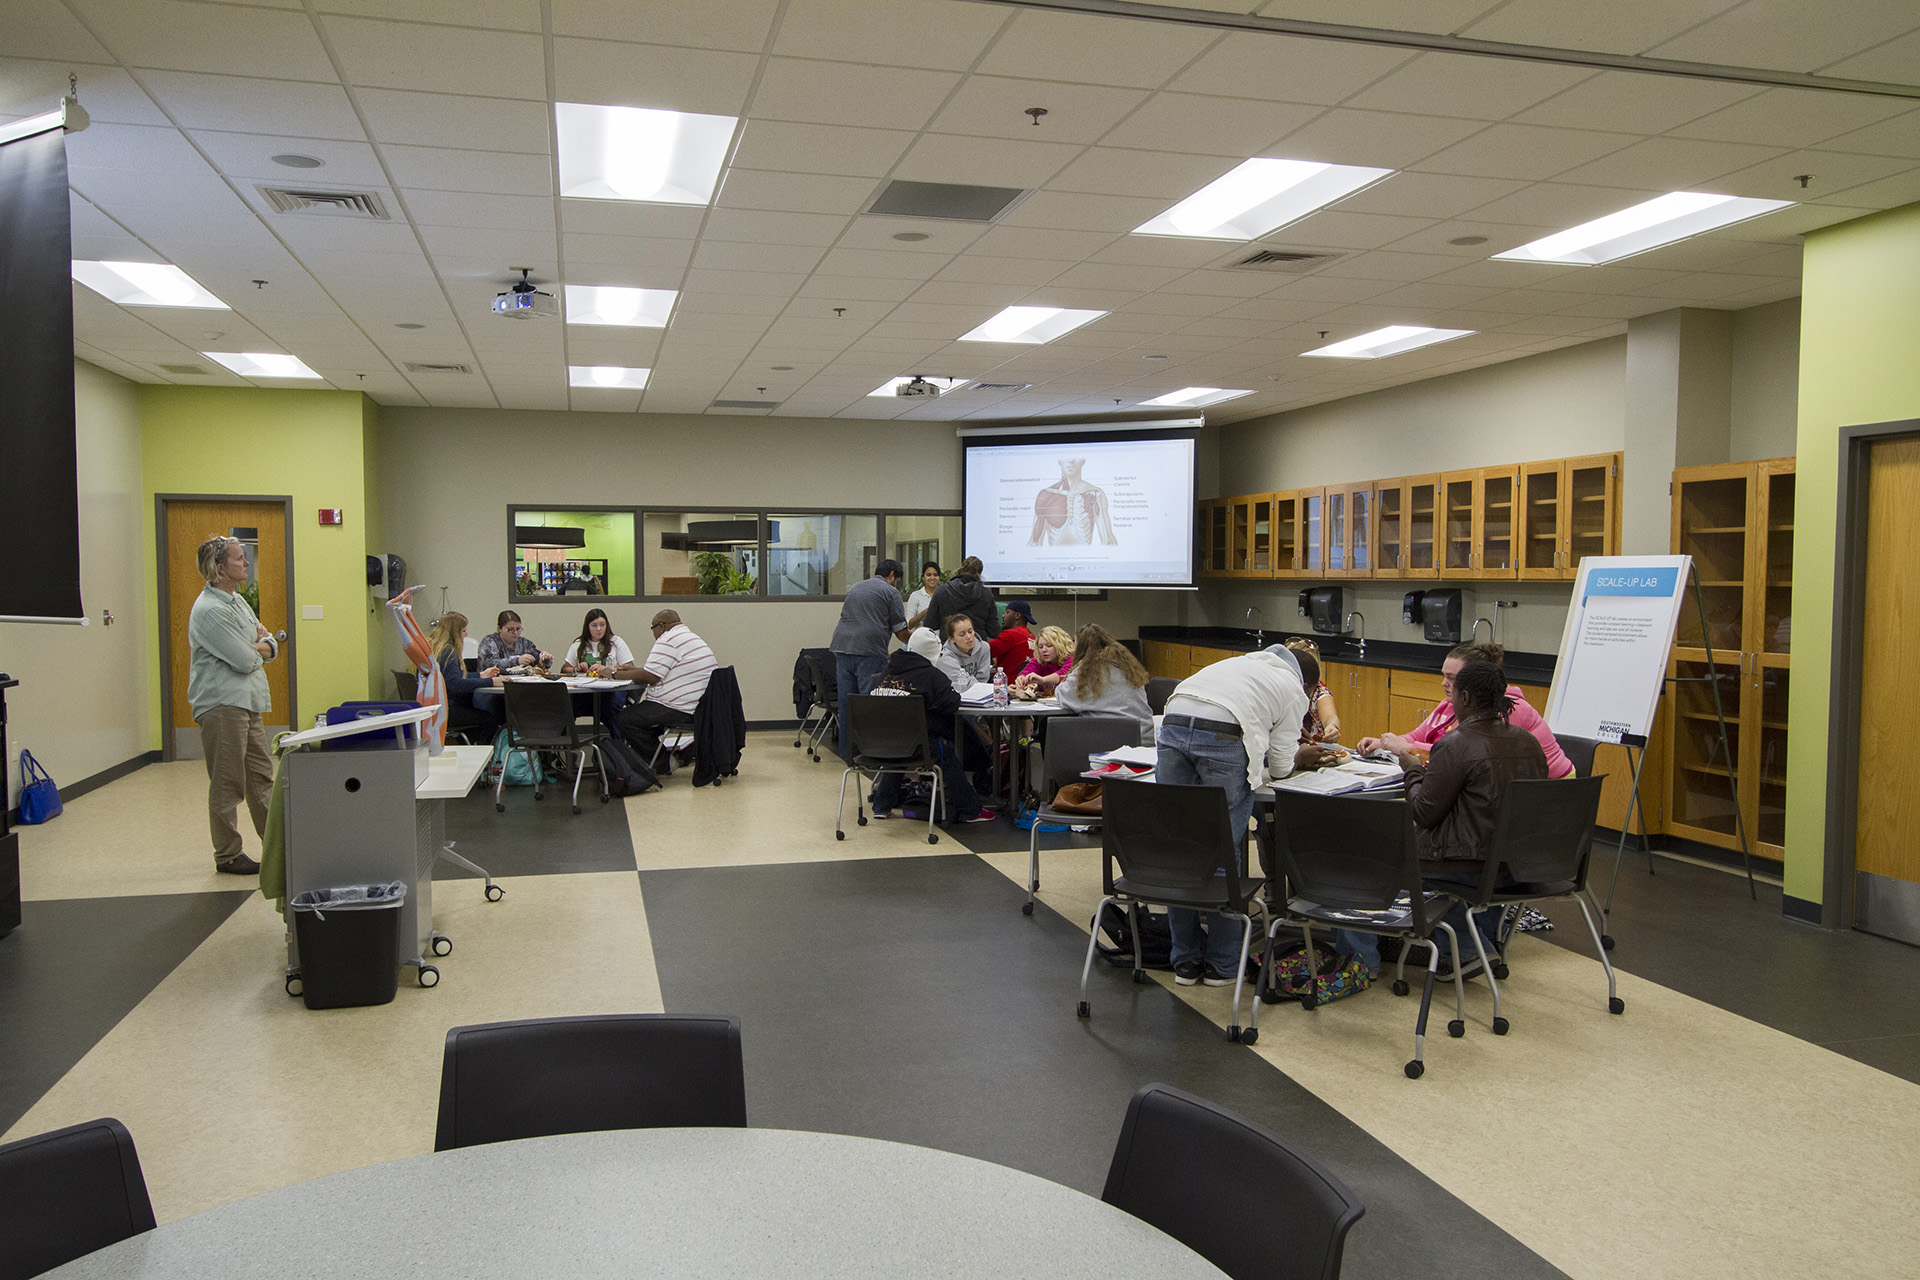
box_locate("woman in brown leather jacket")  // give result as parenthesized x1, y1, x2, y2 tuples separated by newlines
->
(1389, 660, 1548, 970)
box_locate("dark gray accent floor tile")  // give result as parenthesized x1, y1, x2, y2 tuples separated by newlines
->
(0, 892, 251, 1133)
(439, 784, 637, 878)
(641, 855, 1563, 1280)
(1816, 1032, 1920, 1080)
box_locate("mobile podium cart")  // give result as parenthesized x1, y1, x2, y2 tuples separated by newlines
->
(276, 707, 496, 996)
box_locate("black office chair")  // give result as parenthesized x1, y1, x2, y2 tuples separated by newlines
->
(836, 694, 945, 846)
(1554, 733, 1601, 779)
(1102, 1084, 1364, 1280)
(1448, 775, 1623, 1020)
(1144, 676, 1179, 716)
(497, 681, 609, 815)
(1266, 790, 1471, 1078)
(1022, 715, 1139, 916)
(1080, 782, 1268, 1044)
(434, 1013, 747, 1152)
(393, 668, 418, 700)
(0, 1117, 156, 1280)
(795, 652, 836, 763)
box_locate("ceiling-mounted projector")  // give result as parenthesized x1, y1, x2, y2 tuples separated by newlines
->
(895, 376, 942, 398)
(493, 267, 557, 320)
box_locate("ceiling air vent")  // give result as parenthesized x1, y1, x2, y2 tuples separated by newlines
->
(866, 179, 1028, 223)
(969, 383, 1031, 392)
(257, 185, 391, 220)
(1228, 248, 1340, 273)
(710, 399, 781, 410)
(403, 361, 471, 374)
(157, 362, 210, 376)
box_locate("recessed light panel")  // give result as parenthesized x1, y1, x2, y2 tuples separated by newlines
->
(1134, 158, 1393, 241)
(72, 261, 228, 309)
(957, 306, 1106, 344)
(202, 351, 323, 379)
(555, 102, 736, 205)
(564, 285, 677, 327)
(869, 376, 967, 397)
(1492, 192, 1794, 266)
(568, 365, 650, 389)
(1302, 326, 1473, 359)
(1140, 387, 1253, 408)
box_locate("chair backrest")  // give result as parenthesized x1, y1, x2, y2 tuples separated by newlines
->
(1102, 1084, 1364, 1280)
(1554, 733, 1601, 779)
(503, 680, 581, 747)
(1271, 791, 1441, 931)
(1484, 775, 1605, 888)
(1042, 714, 1140, 795)
(846, 694, 933, 766)
(1145, 676, 1178, 715)
(393, 668, 419, 699)
(435, 1014, 746, 1151)
(802, 652, 832, 710)
(1102, 782, 1252, 910)
(0, 1117, 156, 1280)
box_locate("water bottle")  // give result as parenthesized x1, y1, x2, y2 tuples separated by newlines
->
(993, 666, 1008, 708)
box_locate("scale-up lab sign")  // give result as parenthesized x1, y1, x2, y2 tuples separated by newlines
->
(1544, 555, 1691, 746)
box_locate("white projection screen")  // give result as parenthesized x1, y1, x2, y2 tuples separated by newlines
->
(962, 431, 1196, 589)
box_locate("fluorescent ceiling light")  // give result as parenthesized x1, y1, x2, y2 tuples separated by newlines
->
(1302, 326, 1474, 360)
(555, 102, 736, 205)
(1134, 158, 1392, 241)
(957, 306, 1106, 345)
(1493, 192, 1795, 266)
(1139, 387, 1253, 408)
(565, 285, 677, 327)
(202, 351, 323, 379)
(72, 261, 228, 309)
(868, 376, 968, 397)
(568, 365, 650, 389)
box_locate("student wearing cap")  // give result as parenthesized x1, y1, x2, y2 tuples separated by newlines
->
(988, 598, 1036, 682)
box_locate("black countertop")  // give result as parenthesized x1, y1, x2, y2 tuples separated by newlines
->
(1137, 626, 1558, 686)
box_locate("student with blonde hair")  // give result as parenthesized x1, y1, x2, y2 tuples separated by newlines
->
(187, 533, 278, 874)
(427, 611, 505, 740)
(1014, 625, 1075, 698)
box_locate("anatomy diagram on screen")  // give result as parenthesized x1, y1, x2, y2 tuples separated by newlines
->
(1029, 458, 1118, 546)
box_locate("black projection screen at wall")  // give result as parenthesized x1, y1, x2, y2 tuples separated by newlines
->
(0, 125, 82, 623)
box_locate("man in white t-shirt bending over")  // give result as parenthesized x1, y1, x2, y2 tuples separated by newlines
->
(615, 610, 716, 772)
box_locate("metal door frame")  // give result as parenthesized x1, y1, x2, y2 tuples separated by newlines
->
(156, 494, 298, 763)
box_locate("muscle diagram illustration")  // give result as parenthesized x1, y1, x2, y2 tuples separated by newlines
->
(1029, 457, 1118, 546)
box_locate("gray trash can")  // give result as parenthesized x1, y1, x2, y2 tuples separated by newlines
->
(290, 882, 407, 1010)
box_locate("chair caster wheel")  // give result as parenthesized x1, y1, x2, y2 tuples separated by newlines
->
(1405, 1060, 1424, 1079)
(1493, 1017, 1509, 1035)
(495, 803, 505, 813)
(1448, 1019, 1465, 1038)
(485, 884, 504, 902)
(856, 815, 867, 826)
(1021, 901, 1034, 916)
(1492, 963, 1509, 980)
(600, 794, 611, 804)
(1228, 1025, 1242, 1043)
(835, 831, 845, 841)
(1240, 1027, 1258, 1046)
(927, 833, 939, 845)
(533, 792, 544, 802)
(571, 804, 581, 815)
(1259, 988, 1285, 1005)
(418, 965, 440, 988)
(1601, 934, 1615, 950)
(1076, 1001, 1090, 1018)
(1609, 996, 1625, 1014)
(1131, 970, 1148, 984)
(1299, 994, 1317, 1011)
(431, 935, 452, 957)
(285, 975, 302, 998)
(1391, 979, 1410, 997)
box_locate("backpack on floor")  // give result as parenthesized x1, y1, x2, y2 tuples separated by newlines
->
(1264, 939, 1372, 1006)
(599, 734, 660, 797)
(1093, 903, 1174, 970)
(487, 730, 544, 788)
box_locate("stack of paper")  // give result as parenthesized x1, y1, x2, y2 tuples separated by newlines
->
(1331, 758, 1404, 790)
(959, 681, 998, 706)
(1090, 746, 1158, 768)
(1271, 770, 1368, 795)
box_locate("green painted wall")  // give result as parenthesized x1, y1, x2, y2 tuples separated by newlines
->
(1785, 201, 1920, 904)
(514, 510, 636, 595)
(141, 386, 380, 742)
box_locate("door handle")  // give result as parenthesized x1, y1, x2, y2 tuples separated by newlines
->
(275, 630, 287, 643)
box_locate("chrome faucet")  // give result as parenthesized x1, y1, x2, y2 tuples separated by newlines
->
(1492, 600, 1517, 646)
(1245, 604, 1264, 646)
(1470, 617, 1494, 644)
(1344, 610, 1365, 656)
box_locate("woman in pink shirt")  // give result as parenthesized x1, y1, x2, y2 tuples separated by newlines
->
(1357, 642, 1573, 779)
(1013, 626, 1075, 698)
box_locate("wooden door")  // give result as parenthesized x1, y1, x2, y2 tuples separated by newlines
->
(1518, 459, 1564, 580)
(1476, 465, 1519, 578)
(1440, 470, 1477, 577)
(1565, 452, 1621, 573)
(1857, 436, 1920, 924)
(1343, 664, 1390, 743)
(164, 500, 293, 757)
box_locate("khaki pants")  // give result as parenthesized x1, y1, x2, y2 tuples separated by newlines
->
(199, 704, 273, 866)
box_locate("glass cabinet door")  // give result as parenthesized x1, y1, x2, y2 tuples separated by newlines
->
(1442, 472, 1476, 575)
(1326, 489, 1348, 574)
(1272, 492, 1300, 576)
(1375, 480, 1404, 575)
(1407, 478, 1438, 576)
(1761, 466, 1794, 656)
(1754, 662, 1789, 856)
(1199, 500, 1228, 574)
(1566, 454, 1617, 575)
(1301, 490, 1324, 576)
(1248, 496, 1273, 574)
(1228, 498, 1253, 573)
(1673, 468, 1751, 655)
(1520, 461, 1561, 577)
(1667, 658, 1745, 845)
(1478, 467, 1517, 577)
(1349, 486, 1372, 576)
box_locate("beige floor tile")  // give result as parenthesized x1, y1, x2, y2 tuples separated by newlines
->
(979, 846, 1920, 1280)
(18, 761, 259, 901)
(2, 871, 662, 1224)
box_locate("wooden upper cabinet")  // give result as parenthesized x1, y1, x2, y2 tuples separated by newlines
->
(1298, 488, 1326, 579)
(1373, 475, 1439, 579)
(1478, 464, 1519, 578)
(1439, 470, 1479, 577)
(1197, 498, 1230, 577)
(1325, 482, 1373, 579)
(1223, 493, 1276, 577)
(1272, 489, 1304, 578)
(1522, 452, 1622, 580)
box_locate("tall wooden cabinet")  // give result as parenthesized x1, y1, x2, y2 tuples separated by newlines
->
(1664, 458, 1794, 863)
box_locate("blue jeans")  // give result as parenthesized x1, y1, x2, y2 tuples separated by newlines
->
(871, 737, 983, 821)
(833, 652, 887, 763)
(1155, 721, 1254, 975)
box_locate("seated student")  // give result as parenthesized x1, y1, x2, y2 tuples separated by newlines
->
(867, 629, 995, 825)
(614, 610, 716, 772)
(934, 615, 994, 691)
(426, 611, 504, 739)
(476, 610, 551, 672)
(1013, 626, 1074, 698)
(987, 599, 1036, 682)
(1056, 624, 1155, 745)
(1357, 642, 1572, 778)
(1285, 637, 1341, 743)
(561, 607, 634, 674)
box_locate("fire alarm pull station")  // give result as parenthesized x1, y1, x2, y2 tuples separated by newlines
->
(319, 509, 343, 525)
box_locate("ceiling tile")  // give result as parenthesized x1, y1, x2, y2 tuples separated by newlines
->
(1669, 87, 1916, 149)
(316, 0, 543, 31)
(717, 169, 879, 215)
(909, 279, 1029, 307)
(730, 120, 916, 178)
(1272, 108, 1487, 169)
(699, 208, 852, 248)
(1549, 135, 1790, 190)
(140, 71, 366, 139)
(1512, 70, 1762, 137)
(377, 144, 553, 196)
(1086, 236, 1233, 269)
(1454, 0, 1742, 55)
(73, 0, 337, 79)
(1097, 93, 1322, 157)
(404, 190, 556, 232)
(355, 88, 550, 152)
(834, 217, 989, 255)
(750, 59, 960, 130)
(1169, 31, 1414, 105)
(1336, 171, 1526, 220)
(770, 0, 1011, 71)
(1814, 167, 1920, 209)
(1819, 109, 1920, 160)
(1048, 146, 1240, 199)
(551, 0, 779, 50)
(1413, 123, 1635, 181)
(2, 61, 167, 126)
(814, 247, 946, 280)
(1343, 51, 1595, 121)
(1816, 27, 1920, 81)
(997, 190, 1172, 233)
(65, 122, 214, 175)
(190, 131, 386, 185)
(1270, 209, 1437, 251)
(682, 267, 810, 297)
(928, 76, 1149, 145)
(559, 235, 697, 272)
(552, 38, 759, 116)
(692, 239, 828, 274)
(795, 275, 925, 302)
(893, 133, 1084, 189)
(933, 254, 1070, 286)
(1464, 180, 1664, 230)
(1647, 1, 1920, 75)
(323, 17, 545, 99)
(975, 8, 1220, 89)
(1710, 150, 1917, 203)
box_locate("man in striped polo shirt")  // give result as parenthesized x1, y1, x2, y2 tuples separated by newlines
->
(614, 610, 717, 772)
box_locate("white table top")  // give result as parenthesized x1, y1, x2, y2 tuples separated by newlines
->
(414, 743, 492, 801)
(50, 1129, 1226, 1279)
(960, 699, 1065, 717)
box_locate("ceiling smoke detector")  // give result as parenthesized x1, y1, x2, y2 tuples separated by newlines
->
(492, 268, 558, 320)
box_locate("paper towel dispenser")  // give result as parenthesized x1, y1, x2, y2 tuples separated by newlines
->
(1418, 588, 1471, 644)
(1296, 586, 1352, 636)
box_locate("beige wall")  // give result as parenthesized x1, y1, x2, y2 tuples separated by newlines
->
(1730, 296, 1802, 463)
(5, 361, 151, 804)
